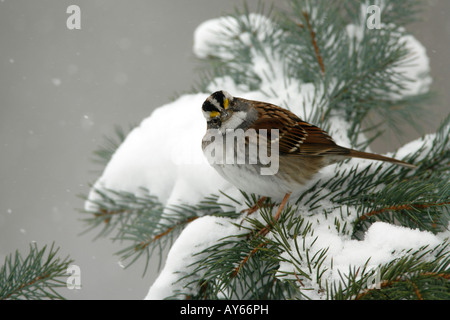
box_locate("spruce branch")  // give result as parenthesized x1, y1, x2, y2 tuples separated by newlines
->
(171, 199, 302, 300)
(80, 187, 162, 239)
(180, 233, 295, 300)
(330, 242, 450, 300)
(0, 243, 73, 300)
(358, 202, 450, 224)
(91, 124, 135, 169)
(83, 187, 241, 274)
(231, 194, 293, 278)
(301, 11, 325, 75)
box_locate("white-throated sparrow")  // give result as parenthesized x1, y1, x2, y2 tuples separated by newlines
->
(201, 90, 416, 201)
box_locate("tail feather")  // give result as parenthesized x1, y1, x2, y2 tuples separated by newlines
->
(347, 149, 416, 168)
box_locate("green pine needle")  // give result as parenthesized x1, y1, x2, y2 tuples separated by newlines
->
(0, 243, 74, 300)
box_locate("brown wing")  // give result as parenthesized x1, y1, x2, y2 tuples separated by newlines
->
(251, 102, 348, 156)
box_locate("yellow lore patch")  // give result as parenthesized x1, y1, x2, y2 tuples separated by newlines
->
(210, 111, 220, 118)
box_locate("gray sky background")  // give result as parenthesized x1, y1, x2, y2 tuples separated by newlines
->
(0, 0, 448, 299)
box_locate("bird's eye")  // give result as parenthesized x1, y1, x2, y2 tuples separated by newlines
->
(209, 117, 221, 127)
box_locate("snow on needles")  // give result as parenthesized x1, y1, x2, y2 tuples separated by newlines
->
(84, 13, 446, 300)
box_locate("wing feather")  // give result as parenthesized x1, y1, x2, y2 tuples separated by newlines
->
(251, 102, 347, 156)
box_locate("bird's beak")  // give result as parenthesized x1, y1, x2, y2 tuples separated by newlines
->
(220, 109, 231, 122)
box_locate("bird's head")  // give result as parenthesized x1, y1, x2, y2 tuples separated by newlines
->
(202, 90, 236, 129)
